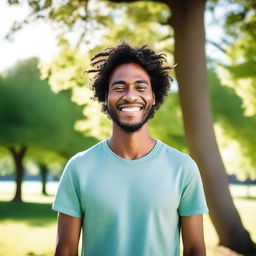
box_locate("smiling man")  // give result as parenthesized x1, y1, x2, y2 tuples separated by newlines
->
(107, 62, 155, 133)
(52, 41, 208, 256)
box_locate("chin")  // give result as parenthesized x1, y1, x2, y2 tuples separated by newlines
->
(117, 121, 146, 133)
(106, 105, 153, 133)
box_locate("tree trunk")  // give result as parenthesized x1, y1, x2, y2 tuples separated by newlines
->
(39, 163, 48, 195)
(8, 146, 27, 202)
(169, 0, 256, 254)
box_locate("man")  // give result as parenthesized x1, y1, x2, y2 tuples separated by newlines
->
(52, 41, 208, 256)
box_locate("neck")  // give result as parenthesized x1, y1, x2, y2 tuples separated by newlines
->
(107, 122, 156, 160)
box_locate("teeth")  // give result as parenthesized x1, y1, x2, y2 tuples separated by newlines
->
(121, 107, 141, 112)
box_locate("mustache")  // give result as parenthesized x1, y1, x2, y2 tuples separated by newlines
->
(117, 102, 145, 108)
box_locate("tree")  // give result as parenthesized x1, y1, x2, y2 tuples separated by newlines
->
(5, 0, 256, 254)
(0, 58, 97, 202)
(168, 1, 254, 253)
(27, 148, 68, 195)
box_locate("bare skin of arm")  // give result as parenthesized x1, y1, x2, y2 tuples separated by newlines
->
(54, 213, 82, 256)
(181, 214, 207, 256)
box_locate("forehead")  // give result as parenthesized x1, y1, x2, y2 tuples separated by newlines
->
(109, 63, 150, 83)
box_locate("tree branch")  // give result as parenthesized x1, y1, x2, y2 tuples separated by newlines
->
(8, 146, 27, 158)
(207, 39, 227, 54)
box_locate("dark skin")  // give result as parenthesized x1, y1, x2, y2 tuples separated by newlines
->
(54, 63, 206, 256)
(54, 213, 82, 256)
(106, 63, 156, 160)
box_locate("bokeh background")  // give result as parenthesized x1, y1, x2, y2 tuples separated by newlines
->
(0, 0, 255, 255)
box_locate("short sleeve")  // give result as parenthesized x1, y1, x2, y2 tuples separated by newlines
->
(178, 157, 208, 216)
(52, 158, 83, 219)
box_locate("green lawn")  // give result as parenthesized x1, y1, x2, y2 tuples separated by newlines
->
(0, 181, 255, 256)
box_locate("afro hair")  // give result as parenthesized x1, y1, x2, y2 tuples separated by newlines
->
(87, 40, 175, 117)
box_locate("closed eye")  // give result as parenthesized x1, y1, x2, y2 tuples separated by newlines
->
(136, 86, 147, 91)
(135, 80, 149, 91)
(113, 86, 126, 92)
(111, 80, 127, 92)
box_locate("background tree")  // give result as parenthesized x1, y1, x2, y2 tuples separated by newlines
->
(27, 148, 68, 195)
(0, 58, 97, 202)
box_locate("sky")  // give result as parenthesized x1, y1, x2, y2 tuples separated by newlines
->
(0, 1, 226, 73)
(0, 1, 58, 72)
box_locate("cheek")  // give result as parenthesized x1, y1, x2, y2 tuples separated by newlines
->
(107, 93, 119, 107)
(144, 93, 155, 104)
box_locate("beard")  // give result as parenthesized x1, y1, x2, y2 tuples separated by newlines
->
(106, 104, 154, 133)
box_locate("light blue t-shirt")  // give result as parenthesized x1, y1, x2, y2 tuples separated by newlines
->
(52, 139, 208, 256)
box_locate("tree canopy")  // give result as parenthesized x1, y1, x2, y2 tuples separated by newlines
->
(0, 57, 97, 201)
(0, 57, 96, 156)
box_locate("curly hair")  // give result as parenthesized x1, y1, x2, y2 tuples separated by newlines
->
(87, 40, 175, 117)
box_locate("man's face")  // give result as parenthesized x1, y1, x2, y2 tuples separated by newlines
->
(106, 63, 155, 133)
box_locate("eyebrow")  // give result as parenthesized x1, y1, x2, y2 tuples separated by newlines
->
(111, 79, 149, 87)
(111, 80, 127, 87)
(136, 80, 149, 85)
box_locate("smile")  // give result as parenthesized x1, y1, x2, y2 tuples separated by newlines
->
(120, 107, 142, 112)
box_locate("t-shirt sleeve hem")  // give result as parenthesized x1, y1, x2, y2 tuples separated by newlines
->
(179, 207, 209, 216)
(52, 204, 83, 219)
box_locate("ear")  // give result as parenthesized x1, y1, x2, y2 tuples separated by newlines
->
(153, 92, 156, 105)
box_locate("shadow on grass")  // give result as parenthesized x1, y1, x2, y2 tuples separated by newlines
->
(0, 201, 57, 227)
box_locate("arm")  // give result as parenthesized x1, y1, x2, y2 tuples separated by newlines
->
(54, 213, 82, 256)
(181, 214, 206, 256)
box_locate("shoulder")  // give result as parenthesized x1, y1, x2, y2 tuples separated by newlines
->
(157, 140, 199, 180)
(158, 140, 195, 166)
(73, 140, 104, 160)
(63, 141, 105, 173)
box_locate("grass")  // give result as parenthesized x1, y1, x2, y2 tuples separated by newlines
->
(0, 181, 58, 256)
(0, 181, 255, 256)
(0, 201, 56, 226)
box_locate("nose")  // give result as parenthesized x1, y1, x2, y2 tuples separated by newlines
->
(122, 87, 138, 102)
